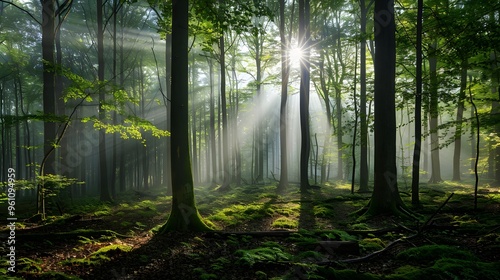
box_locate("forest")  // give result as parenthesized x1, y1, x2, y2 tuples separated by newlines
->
(1, 0, 500, 279)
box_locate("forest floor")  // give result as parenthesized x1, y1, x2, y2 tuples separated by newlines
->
(1, 180, 500, 280)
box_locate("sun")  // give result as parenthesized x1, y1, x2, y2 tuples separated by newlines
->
(289, 46, 303, 67)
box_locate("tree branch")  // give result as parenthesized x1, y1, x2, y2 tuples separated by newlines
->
(0, 0, 41, 25)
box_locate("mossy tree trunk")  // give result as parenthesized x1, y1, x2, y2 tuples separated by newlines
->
(160, 0, 211, 233)
(365, 0, 408, 216)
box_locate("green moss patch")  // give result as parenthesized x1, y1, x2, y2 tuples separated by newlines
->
(396, 245, 478, 264)
(271, 217, 298, 229)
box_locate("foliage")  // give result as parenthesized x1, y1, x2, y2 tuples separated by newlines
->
(359, 238, 385, 253)
(271, 217, 298, 229)
(207, 203, 274, 226)
(61, 244, 132, 266)
(235, 246, 291, 267)
(17, 257, 43, 272)
(396, 245, 478, 264)
(432, 258, 500, 280)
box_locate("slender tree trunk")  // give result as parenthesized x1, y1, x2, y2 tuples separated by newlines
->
(41, 0, 56, 177)
(191, 52, 199, 184)
(452, 59, 468, 181)
(97, 0, 112, 202)
(278, 0, 289, 193)
(208, 58, 217, 186)
(219, 6, 230, 190)
(428, 41, 442, 183)
(165, 33, 172, 194)
(411, 0, 423, 205)
(359, 0, 369, 192)
(299, 0, 311, 190)
(319, 50, 332, 184)
(490, 51, 500, 185)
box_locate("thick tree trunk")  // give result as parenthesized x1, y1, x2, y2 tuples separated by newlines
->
(365, 0, 407, 216)
(219, 13, 230, 190)
(160, 0, 211, 232)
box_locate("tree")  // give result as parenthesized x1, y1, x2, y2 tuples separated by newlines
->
(411, 0, 423, 206)
(160, 0, 211, 232)
(299, 0, 311, 191)
(427, 40, 442, 183)
(218, 0, 230, 191)
(97, 0, 112, 202)
(41, 0, 56, 178)
(364, 0, 408, 216)
(278, 0, 289, 193)
(358, 0, 370, 192)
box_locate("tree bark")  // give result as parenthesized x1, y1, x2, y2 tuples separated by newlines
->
(428, 41, 442, 183)
(278, 0, 289, 193)
(359, 0, 369, 192)
(160, 0, 211, 232)
(97, 0, 112, 202)
(411, 0, 423, 205)
(299, 0, 311, 190)
(365, 0, 407, 216)
(41, 0, 56, 177)
(452, 59, 468, 181)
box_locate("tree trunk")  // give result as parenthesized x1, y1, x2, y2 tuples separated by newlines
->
(452, 59, 468, 181)
(165, 33, 172, 194)
(299, 0, 311, 190)
(365, 0, 407, 216)
(208, 58, 217, 186)
(411, 0, 423, 205)
(191, 51, 199, 184)
(41, 0, 56, 177)
(278, 0, 289, 193)
(97, 0, 112, 202)
(359, 0, 369, 192)
(219, 6, 230, 190)
(160, 0, 211, 232)
(428, 41, 442, 183)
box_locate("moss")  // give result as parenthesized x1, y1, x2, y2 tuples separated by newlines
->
(359, 238, 385, 252)
(293, 250, 326, 262)
(349, 223, 371, 230)
(385, 266, 444, 280)
(313, 204, 334, 218)
(255, 271, 267, 280)
(272, 217, 299, 229)
(207, 203, 274, 227)
(236, 247, 291, 267)
(396, 245, 478, 265)
(432, 258, 500, 280)
(317, 268, 380, 280)
(61, 244, 132, 267)
(92, 244, 132, 255)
